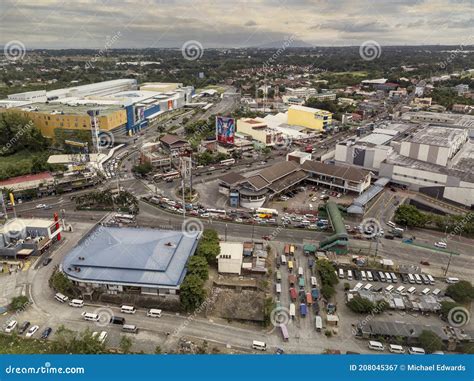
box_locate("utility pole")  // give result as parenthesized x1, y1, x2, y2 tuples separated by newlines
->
(444, 252, 454, 276)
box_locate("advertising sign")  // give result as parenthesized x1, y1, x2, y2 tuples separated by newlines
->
(216, 116, 235, 145)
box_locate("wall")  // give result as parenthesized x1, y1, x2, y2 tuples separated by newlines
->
(288, 108, 332, 131)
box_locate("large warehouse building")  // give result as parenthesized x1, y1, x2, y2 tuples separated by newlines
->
(62, 226, 200, 298)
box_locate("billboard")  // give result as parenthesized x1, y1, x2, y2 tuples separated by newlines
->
(216, 116, 235, 145)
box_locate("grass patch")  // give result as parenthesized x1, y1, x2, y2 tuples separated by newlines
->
(0, 334, 52, 354)
(0, 151, 50, 180)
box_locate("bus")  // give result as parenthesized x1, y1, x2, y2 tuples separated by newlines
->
(289, 244, 296, 255)
(220, 158, 236, 166)
(284, 244, 290, 256)
(206, 208, 227, 217)
(255, 208, 279, 217)
(280, 324, 289, 341)
(162, 171, 180, 181)
(289, 303, 296, 319)
(115, 213, 135, 223)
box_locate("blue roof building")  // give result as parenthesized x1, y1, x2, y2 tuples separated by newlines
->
(62, 226, 200, 296)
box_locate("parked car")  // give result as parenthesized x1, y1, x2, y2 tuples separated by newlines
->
(43, 257, 52, 266)
(18, 321, 30, 334)
(41, 327, 52, 339)
(26, 325, 39, 338)
(5, 320, 17, 333)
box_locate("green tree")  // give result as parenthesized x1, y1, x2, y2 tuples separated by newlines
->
(445, 281, 474, 304)
(440, 301, 462, 320)
(394, 204, 428, 228)
(154, 345, 162, 354)
(418, 330, 443, 353)
(132, 162, 153, 176)
(49, 270, 75, 297)
(50, 326, 106, 354)
(316, 259, 339, 286)
(119, 336, 133, 354)
(187, 256, 209, 281)
(346, 296, 375, 314)
(180, 274, 206, 311)
(9, 296, 29, 311)
(196, 229, 220, 264)
(321, 284, 335, 299)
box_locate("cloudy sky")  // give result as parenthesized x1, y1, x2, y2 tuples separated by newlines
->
(1, 0, 472, 49)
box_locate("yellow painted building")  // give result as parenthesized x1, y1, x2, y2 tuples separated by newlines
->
(287, 105, 332, 131)
(236, 117, 278, 145)
(5, 104, 127, 139)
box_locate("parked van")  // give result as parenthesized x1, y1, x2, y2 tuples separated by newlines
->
(146, 309, 162, 318)
(427, 274, 435, 285)
(289, 303, 296, 319)
(69, 299, 84, 308)
(364, 283, 373, 291)
(368, 340, 385, 351)
(310, 276, 318, 287)
(384, 272, 392, 283)
(288, 261, 294, 271)
(432, 288, 441, 296)
(347, 270, 353, 280)
(421, 288, 431, 295)
(298, 267, 304, 277)
(366, 271, 373, 281)
(276, 283, 282, 294)
(110, 316, 125, 325)
(54, 293, 69, 303)
(315, 315, 323, 332)
(385, 285, 394, 293)
(354, 282, 363, 291)
(387, 221, 396, 228)
(414, 274, 422, 285)
(361, 271, 367, 281)
(281, 255, 287, 265)
(122, 324, 138, 333)
(280, 324, 289, 341)
(421, 274, 430, 285)
(408, 347, 425, 355)
(446, 277, 459, 284)
(276, 271, 282, 282)
(389, 344, 406, 354)
(407, 286, 417, 294)
(252, 340, 267, 351)
(390, 273, 398, 283)
(408, 274, 415, 284)
(396, 286, 406, 294)
(378, 272, 386, 282)
(338, 269, 344, 279)
(81, 312, 100, 322)
(121, 305, 136, 314)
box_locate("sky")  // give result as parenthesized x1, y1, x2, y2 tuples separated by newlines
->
(0, 0, 473, 49)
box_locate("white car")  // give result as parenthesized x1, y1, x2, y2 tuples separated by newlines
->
(35, 204, 46, 209)
(434, 241, 447, 249)
(98, 331, 108, 344)
(5, 320, 17, 333)
(26, 325, 39, 337)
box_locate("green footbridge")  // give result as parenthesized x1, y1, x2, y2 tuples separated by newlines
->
(319, 202, 349, 255)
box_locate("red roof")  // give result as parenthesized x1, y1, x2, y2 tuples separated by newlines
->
(0, 172, 53, 186)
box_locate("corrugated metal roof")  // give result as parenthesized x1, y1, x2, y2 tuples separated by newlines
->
(62, 227, 199, 288)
